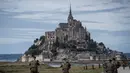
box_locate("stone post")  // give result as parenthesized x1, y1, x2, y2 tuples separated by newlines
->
(92, 64, 95, 69)
(99, 64, 101, 68)
(85, 65, 88, 70)
(84, 65, 88, 70)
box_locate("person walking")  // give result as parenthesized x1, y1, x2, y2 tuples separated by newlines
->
(122, 61, 126, 70)
(128, 61, 130, 69)
(29, 55, 40, 73)
(61, 59, 71, 73)
(106, 59, 113, 73)
(111, 58, 121, 73)
(103, 60, 108, 73)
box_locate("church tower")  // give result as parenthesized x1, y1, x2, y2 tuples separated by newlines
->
(68, 3, 73, 24)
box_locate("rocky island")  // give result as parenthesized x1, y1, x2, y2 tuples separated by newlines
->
(18, 5, 127, 63)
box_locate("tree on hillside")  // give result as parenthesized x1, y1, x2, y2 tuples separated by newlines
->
(98, 42, 106, 51)
(87, 41, 97, 52)
(34, 38, 39, 43)
(40, 35, 45, 44)
(85, 34, 89, 41)
(40, 35, 45, 40)
(99, 42, 104, 46)
(90, 41, 97, 48)
(28, 44, 38, 50)
(25, 49, 42, 55)
(87, 48, 97, 52)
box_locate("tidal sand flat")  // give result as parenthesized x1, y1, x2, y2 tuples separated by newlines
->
(0, 62, 103, 73)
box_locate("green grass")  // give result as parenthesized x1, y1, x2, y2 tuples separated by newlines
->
(0, 63, 103, 73)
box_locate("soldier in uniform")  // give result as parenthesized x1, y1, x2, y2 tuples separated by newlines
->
(128, 61, 130, 69)
(61, 59, 71, 73)
(106, 59, 113, 73)
(122, 61, 126, 69)
(111, 58, 121, 73)
(29, 55, 40, 73)
(103, 60, 108, 73)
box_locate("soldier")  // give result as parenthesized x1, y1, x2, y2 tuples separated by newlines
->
(106, 59, 113, 73)
(128, 61, 130, 69)
(112, 58, 121, 73)
(122, 61, 126, 70)
(102, 60, 107, 73)
(29, 55, 40, 73)
(61, 60, 71, 73)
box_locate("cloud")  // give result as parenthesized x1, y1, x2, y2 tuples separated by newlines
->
(0, 38, 33, 44)
(0, 0, 68, 12)
(124, 16, 130, 18)
(82, 23, 130, 31)
(74, 6, 127, 14)
(13, 13, 67, 22)
(10, 28, 45, 31)
(1, 0, 129, 13)
(0, 0, 129, 31)
(3, 0, 127, 32)
(81, 20, 103, 23)
(0, 28, 46, 36)
(0, 28, 52, 44)
(89, 30, 130, 52)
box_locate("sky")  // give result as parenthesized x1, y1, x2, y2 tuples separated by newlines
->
(0, 0, 130, 54)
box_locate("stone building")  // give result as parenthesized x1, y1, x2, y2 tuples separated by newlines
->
(45, 31, 56, 44)
(20, 54, 44, 62)
(54, 5, 90, 49)
(41, 4, 92, 61)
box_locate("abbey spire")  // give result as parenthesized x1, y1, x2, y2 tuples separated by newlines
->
(68, 3, 73, 23)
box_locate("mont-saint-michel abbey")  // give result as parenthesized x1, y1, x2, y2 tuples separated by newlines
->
(46, 6, 90, 50)
(19, 5, 126, 62)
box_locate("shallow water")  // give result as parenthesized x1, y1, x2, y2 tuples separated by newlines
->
(0, 54, 22, 62)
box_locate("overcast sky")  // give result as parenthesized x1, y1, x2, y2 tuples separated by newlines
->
(0, 0, 130, 54)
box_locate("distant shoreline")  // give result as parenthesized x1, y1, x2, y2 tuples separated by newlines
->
(0, 54, 23, 62)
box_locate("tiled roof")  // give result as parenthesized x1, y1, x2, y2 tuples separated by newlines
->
(59, 23, 68, 28)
